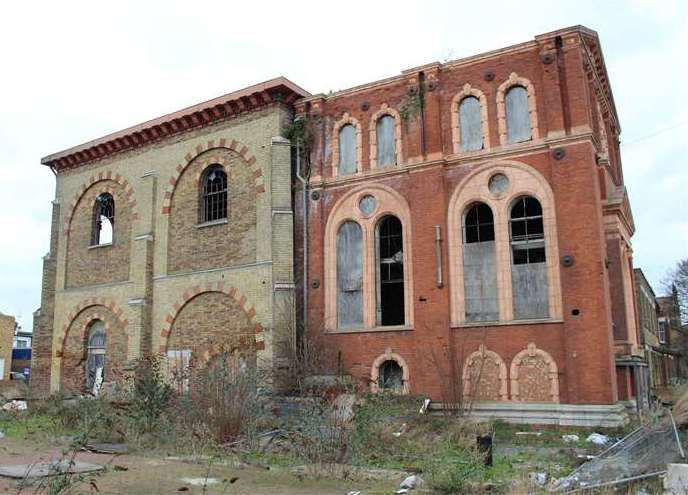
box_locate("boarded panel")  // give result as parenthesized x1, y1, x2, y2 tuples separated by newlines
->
(506, 86, 531, 143)
(459, 96, 483, 151)
(512, 262, 549, 319)
(337, 222, 364, 328)
(463, 241, 499, 322)
(376, 116, 396, 167)
(338, 124, 357, 175)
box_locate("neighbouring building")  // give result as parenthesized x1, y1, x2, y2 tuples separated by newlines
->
(32, 78, 309, 396)
(657, 293, 687, 381)
(0, 312, 16, 380)
(297, 25, 638, 425)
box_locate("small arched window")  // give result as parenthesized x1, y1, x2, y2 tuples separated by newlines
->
(463, 203, 498, 322)
(337, 221, 364, 328)
(201, 165, 228, 223)
(86, 320, 106, 394)
(376, 115, 397, 167)
(376, 215, 404, 326)
(379, 360, 403, 391)
(338, 124, 357, 175)
(459, 96, 483, 151)
(92, 193, 114, 246)
(505, 86, 531, 143)
(510, 196, 548, 319)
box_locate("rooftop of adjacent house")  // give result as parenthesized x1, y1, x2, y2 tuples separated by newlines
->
(42, 77, 311, 171)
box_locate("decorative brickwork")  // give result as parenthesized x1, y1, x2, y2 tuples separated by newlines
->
(450, 83, 490, 153)
(510, 343, 559, 403)
(160, 283, 264, 356)
(369, 104, 403, 169)
(496, 72, 540, 145)
(59, 303, 128, 394)
(462, 344, 508, 401)
(166, 148, 258, 274)
(161, 138, 264, 214)
(64, 180, 133, 288)
(370, 348, 410, 394)
(331, 112, 363, 177)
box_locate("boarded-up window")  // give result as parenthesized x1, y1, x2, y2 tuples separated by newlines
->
(459, 96, 483, 151)
(338, 124, 357, 175)
(92, 193, 114, 245)
(376, 115, 397, 167)
(337, 221, 364, 328)
(86, 320, 106, 395)
(463, 203, 498, 321)
(505, 86, 531, 143)
(376, 216, 404, 326)
(510, 196, 548, 319)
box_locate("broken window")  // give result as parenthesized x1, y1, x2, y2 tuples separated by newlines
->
(167, 349, 192, 394)
(379, 359, 403, 391)
(92, 193, 114, 245)
(337, 221, 364, 328)
(86, 320, 106, 395)
(338, 124, 357, 175)
(510, 196, 549, 319)
(459, 96, 483, 151)
(376, 115, 396, 167)
(376, 215, 405, 326)
(463, 203, 498, 321)
(201, 164, 228, 222)
(505, 85, 531, 143)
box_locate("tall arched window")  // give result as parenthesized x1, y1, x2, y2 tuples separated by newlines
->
(376, 115, 397, 167)
(337, 221, 364, 328)
(201, 165, 228, 222)
(338, 124, 357, 175)
(459, 96, 483, 151)
(92, 193, 114, 245)
(463, 203, 498, 321)
(505, 86, 531, 143)
(376, 215, 404, 326)
(510, 196, 548, 319)
(86, 320, 106, 395)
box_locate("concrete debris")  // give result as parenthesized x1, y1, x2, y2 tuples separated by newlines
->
(399, 474, 423, 490)
(0, 460, 104, 479)
(664, 463, 688, 495)
(585, 433, 610, 445)
(332, 394, 357, 424)
(419, 398, 431, 414)
(515, 431, 542, 437)
(529, 471, 548, 485)
(0, 431, 4, 439)
(345, 491, 361, 495)
(562, 434, 580, 443)
(180, 477, 219, 486)
(394, 489, 409, 494)
(2, 400, 27, 411)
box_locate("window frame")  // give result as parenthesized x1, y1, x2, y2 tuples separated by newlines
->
(369, 104, 402, 169)
(91, 192, 115, 246)
(199, 164, 228, 224)
(451, 83, 490, 154)
(496, 73, 539, 146)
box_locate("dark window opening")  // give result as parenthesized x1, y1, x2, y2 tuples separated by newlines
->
(92, 193, 115, 245)
(86, 320, 106, 395)
(377, 216, 404, 326)
(379, 360, 403, 391)
(510, 196, 545, 265)
(464, 202, 495, 243)
(201, 165, 228, 223)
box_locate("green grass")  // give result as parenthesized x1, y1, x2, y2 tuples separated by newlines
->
(0, 413, 69, 440)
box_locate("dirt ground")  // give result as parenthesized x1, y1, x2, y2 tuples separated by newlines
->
(0, 436, 397, 495)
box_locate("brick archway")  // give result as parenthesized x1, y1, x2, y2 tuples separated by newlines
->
(161, 138, 264, 214)
(159, 281, 264, 354)
(58, 297, 129, 353)
(462, 344, 508, 401)
(370, 348, 410, 394)
(64, 171, 139, 236)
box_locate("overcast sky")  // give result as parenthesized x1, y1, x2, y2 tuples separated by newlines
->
(0, 0, 686, 330)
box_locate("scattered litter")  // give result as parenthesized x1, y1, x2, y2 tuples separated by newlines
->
(394, 489, 409, 494)
(180, 477, 219, 486)
(529, 472, 548, 485)
(0, 460, 103, 479)
(1, 400, 27, 411)
(515, 431, 542, 437)
(176, 487, 189, 492)
(399, 474, 423, 490)
(113, 465, 128, 471)
(85, 442, 129, 454)
(562, 434, 580, 443)
(0, 431, 4, 439)
(419, 398, 431, 414)
(392, 423, 407, 437)
(346, 491, 361, 495)
(586, 433, 610, 446)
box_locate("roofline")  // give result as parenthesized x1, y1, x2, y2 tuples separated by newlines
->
(42, 77, 310, 168)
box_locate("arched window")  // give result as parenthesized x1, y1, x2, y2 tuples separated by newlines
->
(505, 86, 531, 143)
(201, 165, 228, 223)
(379, 360, 403, 391)
(86, 320, 106, 395)
(338, 124, 357, 175)
(459, 96, 483, 151)
(510, 196, 548, 319)
(92, 193, 114, 245)
(376, 215, 404, 326)
(337, 221, 364, 328)
(463, 203, 498, 321)
(376, 115, 397, 167)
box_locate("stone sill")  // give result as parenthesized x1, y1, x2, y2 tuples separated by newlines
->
(88, 242, 113, 250)
(452, 318, 563, 329)
(326, 325, 413, 335)
(196, 218, 228, 229)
